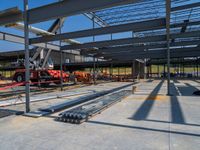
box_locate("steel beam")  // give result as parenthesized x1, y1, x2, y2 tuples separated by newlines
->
(0, 32, 59, 50)
(83, 44, 166, 55)
(28, 0, 141, 24)
(2, 1, 130, 25)
(171, 2, 200, 12)
(101, 47, 200, 57)
(0, 32, 80, 55)
(62, 35, 166, 50)
(171, 30, 200, 39)
(110, 51, 200, 60)
(30, 18, 166, 44)
(0, 7, 23, 26)
(84, 12, 109, 27)
(0, 2, 199, 26)
(7, 22, 80, 44)
(0, 0, 200, 25)
(62, 30, 200, 52)
(171, 21, 200, 28)
(82, 40, 200, 55)
(3, 29, 197, 56)
(106, 47, 200, 60)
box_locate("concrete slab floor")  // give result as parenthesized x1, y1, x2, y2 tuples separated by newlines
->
(0, 80, 200, 150)
(1, 82, 131, 112)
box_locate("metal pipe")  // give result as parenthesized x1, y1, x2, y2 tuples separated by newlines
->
(24, 0, 30, 113)
(57, 90, 131, 124)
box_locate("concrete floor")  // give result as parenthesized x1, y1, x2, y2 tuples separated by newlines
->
(0, 80, 200, 150)
(0, 82, 130, 112)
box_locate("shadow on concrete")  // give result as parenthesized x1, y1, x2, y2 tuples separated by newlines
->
(169, 82, 180, 96)
(87, 120, 200, 137)
(174, 82, 200, 96)
(170, 82, 185, 124)
(185, 83, 200, 95)
(0, 108, 24, 118)
(145, 119, 200, 127)
(142, 95, 186, 126)
(131, 80, 165, 120)
(170, 96, 185, 124)
(130, 81, 186, 125)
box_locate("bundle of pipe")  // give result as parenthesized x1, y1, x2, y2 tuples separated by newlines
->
(56, 90, 131, 124)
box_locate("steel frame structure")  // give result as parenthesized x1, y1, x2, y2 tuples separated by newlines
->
(0, 0, 199, 112)
(29, 18, 166, 44)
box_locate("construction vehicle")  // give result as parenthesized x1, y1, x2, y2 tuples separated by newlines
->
(13, 69, 69, 86)
(9, 18, 79, 86)
(6, 11, 93, 85)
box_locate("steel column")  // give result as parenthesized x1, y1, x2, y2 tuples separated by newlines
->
(24, 0, 30, 113)
(166, 0, 171, 95)
(157, 65, 159, 77)
(92, 17, 96, 84)
(118, 67, 120, 81)
(197, 58, 199, 78)
(138, 62, 141, 80)
(59, 18, 63, 91)
(144, 59, 147, 80)
(110, 62, 113, 78)
(93, 57, 96, 84)
(132, 60, 135, 79)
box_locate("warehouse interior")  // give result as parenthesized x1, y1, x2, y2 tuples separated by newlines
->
(0, 0, 200, 150)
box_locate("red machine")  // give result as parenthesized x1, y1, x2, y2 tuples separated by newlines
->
(13, 69, 69, 86)
(74, 71, 92, 83)
(11, 18, 75, 86)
